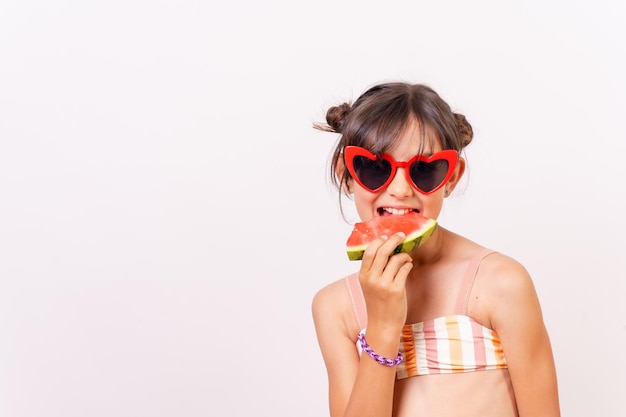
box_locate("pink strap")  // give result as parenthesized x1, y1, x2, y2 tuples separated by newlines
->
(454, 248, 497, 314)
(346, 273, 368, 329)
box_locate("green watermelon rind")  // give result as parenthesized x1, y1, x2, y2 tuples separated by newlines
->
(346, 219, 438, 261)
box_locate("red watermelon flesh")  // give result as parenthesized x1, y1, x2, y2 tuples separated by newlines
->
(346, 212, 438, 261)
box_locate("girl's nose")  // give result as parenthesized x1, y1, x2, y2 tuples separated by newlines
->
(385, 168, 413, 198)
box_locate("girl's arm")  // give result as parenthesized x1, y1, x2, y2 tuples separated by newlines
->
(312, 285, 397, 417)
(487, 256, 561, 417)
(312, 233, 412, 417)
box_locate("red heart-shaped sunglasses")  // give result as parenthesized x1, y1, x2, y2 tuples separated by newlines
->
(344, 146, 459, 194)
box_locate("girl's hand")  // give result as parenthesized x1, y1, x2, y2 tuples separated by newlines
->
(359, 232, 413, 336)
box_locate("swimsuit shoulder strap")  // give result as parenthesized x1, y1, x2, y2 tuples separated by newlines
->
(346, 273, 368, 329)
(454, 248, 497, 315)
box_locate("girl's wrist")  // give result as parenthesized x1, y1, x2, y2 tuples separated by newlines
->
(358, 325, 403, 358)
(365, 322, 404, 343)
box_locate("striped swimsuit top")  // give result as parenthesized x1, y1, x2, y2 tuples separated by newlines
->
(348, 248, 507, 379)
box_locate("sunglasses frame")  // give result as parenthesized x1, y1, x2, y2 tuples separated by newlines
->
(344, 146, 459, 194)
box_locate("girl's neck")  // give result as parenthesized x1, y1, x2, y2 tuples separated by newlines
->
(410, 226, 451, 267)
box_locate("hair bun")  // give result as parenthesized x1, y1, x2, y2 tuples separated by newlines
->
(314, 102, 351, 133)
(454, 113, 473, 147)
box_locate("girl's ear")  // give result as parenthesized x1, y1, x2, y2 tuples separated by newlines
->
(335, 157, 353, 194)
(444, 156, 466, 196)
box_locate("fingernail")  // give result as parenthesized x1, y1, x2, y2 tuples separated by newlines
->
(396, 232, 406, 238)
(380, 235, 388, 240)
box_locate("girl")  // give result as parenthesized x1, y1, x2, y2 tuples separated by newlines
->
(311, 82, 560, 417)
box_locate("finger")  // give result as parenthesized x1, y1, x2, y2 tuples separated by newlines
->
(359, 234, 389, 275)
(383, 255, 413, 288)
(360, 234, 408, 291)
(368, 232, 407, 275)
(379, 252, 412, 286)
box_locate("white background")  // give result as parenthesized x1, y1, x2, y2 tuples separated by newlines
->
(1, 1, 625, 416)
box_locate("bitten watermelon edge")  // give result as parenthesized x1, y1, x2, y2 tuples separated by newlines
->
(345, 212, 438, 261)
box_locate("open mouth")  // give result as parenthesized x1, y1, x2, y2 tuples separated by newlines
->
(377, 207, 419, 216)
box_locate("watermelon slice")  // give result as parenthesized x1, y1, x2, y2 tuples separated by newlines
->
(346, 212, 438, 261)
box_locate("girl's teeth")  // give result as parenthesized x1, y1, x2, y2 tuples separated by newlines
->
(384, 208, 413, 215)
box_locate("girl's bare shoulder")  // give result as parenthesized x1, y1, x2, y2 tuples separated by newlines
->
(312, 273, 362, 340)
(477, 251, 534, 293)
(470, 251, 541, 328)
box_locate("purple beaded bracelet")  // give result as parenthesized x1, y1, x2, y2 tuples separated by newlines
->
(358, 332, 403, 367)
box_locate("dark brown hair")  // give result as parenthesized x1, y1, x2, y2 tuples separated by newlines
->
(314, 82, 473, 196)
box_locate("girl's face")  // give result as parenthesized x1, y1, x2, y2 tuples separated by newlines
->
(347, 120, 465, 223)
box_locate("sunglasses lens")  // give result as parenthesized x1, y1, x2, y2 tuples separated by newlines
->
(409, 160, 449, 193)
(353, 156, 392, 191)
